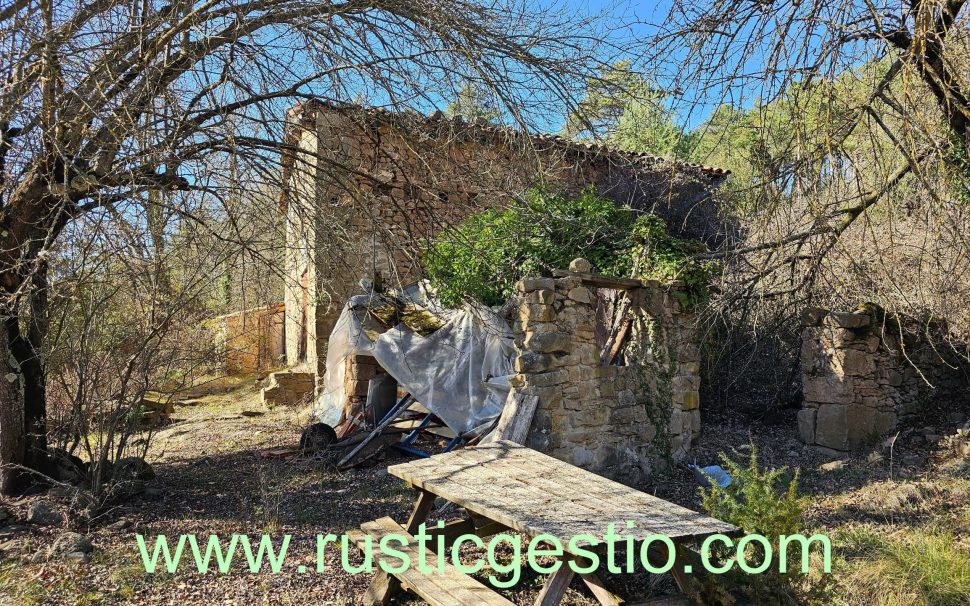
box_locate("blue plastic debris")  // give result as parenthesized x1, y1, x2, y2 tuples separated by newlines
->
(688, 464, 732, 488)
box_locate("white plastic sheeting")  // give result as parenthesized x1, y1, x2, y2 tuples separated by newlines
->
(314, 284, 515, 434)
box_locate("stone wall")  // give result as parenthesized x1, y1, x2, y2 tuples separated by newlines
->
(509, 263, 702, 484)
(218, 303, 285, 375)
(798, 307, 969, 453)
(262, 371, 316, 408)
(281, 102, 727, 377)
(343, 354, 388, 414)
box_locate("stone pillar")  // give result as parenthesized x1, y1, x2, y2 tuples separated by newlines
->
(799, 308, 927, 453)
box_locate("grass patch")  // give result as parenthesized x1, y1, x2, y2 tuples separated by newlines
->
(0, 559, 45, 605)
(837, 526, 970, 606)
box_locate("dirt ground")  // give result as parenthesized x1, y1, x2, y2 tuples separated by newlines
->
(1, 378, 968, 605)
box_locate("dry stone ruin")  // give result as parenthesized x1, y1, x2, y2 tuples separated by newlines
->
(281, 101, 727, 376)
(277, 101, 728, 476)
(799, 307, 970, 453)
(509, 262, 702, 483)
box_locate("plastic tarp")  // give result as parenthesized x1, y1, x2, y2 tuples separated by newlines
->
(314, 284, 515, 434)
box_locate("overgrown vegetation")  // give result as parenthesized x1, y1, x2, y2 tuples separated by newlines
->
(698, 446, 818, 604)
(836, 527, 970, 606)
(424, 187, 714, 307)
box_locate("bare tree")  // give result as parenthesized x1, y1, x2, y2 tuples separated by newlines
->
(0, 0, 623, 493)
(647, 0, 970, 275)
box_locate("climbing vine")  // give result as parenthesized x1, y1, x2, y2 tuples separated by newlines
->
(626, 313, 678, 472)
(628, 214, 717, 309)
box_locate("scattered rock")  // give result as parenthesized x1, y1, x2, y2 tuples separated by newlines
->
(0, 536, 25, 553)
(240, 410, 265, 417)
(64, 551, 91, 563)
(105, 519, 131, 531)
(114, 457, 156, 482)
(0, 525, 28, 539)
(52, 532, 93, 555)
(568, 258, 592, 273)
(923, 434, 944, 445)
(820, 459, 848, 472)
(49, 448, 87, 485)
(106, 457, 155, 503)
(0, 505, 14, 526)
(64, 551, 91, 564)
(867, 451, 884, 464)
(49, 486, 99, 514)
(26, 500, 64, 526)
(142, 487, 164, 501)
(901, 453, 924, 467)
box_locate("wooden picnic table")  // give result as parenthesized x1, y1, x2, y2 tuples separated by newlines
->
(356, 440, 739, 606)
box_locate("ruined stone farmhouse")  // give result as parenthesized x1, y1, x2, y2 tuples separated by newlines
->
(267, 101, 968, 479)
(275, 101, 731, 478)
(279, 101, 728, 375)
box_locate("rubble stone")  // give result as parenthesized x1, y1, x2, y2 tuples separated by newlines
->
(261, 371, 315, 407)
(568, 258, 593, 273)
(26, 501, 63, 526)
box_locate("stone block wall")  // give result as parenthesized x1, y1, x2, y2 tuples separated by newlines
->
(219, 303, 286, 375)
(509, 267, 702, 484)
(343, 354, 387, 414)
(262, 371, 316, 408)
(799, 308, 969, 452)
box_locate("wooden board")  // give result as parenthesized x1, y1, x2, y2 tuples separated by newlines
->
(487, 392, 539, 445)
(353, 517, 516, 606)
(552, 270, 643, 290)
(387, 441, 737, 547)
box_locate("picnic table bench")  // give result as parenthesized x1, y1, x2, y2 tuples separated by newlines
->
(354, 440, 738, 605)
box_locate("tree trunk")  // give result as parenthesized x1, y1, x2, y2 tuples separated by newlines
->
(0, 321, 25, 495)
(13, 262, 51, 479)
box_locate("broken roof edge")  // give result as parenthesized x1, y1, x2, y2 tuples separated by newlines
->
(285, 99, 731, 181)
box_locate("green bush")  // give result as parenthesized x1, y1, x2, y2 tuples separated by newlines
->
(424, 187, 715, 307)
(424, 187, 636, 306)
(699, 446, 816, 604)
(629, 214, 715, 308)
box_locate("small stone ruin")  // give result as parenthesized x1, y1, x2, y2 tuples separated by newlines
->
(508, 261, 702, 483)
(798, 306, 969, 453)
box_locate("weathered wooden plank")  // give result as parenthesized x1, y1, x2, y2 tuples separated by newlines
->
(487, 392, 540, 444)
(534, 562, 576, 606)
(402, 441, 737, 538)
(552, 270, 643, 290)
(355, 517, 516, 606)
(363, 489, 437, 605)
(462, 442, 732, 529)
(406, 489, 438, 533)
(457, 449, 730, 538)
(580, 571, 625, 606)
(626, 597, 690, 606)
(600, 292, 634, 365)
